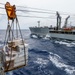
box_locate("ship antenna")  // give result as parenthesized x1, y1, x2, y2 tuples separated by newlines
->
(37, 21, 40, 27)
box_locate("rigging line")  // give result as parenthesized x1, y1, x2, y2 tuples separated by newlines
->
(13, 5, 75, 15)
(0, 3, 56, 12)
(0, 6, 72, 16)
(17, 9, 55, 14)
(0, 7, 70, 16)
(16, 6, 75, 16)
(17, 6, 73, 15)
(16, 6, 75, 15)
(0, 13, 74, 20)
(0, 13, 6, 15)
(17, 6, 55, 12)
(0, 3, 4, 5)
(0, 7, 5, 9)
(0, 13, 56, 19)
(0, 2, 75, 16)
(17, 15, 56, 19)
(15, 15, 74, 19)
(0, 7, 69, 15)
(19, 10, 70, 15)
(0, 6, 55, 15)
(0, 6, 74, 16)
(16, 17, 27, 65)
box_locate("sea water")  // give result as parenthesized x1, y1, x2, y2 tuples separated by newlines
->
(0, 30, 75, 75)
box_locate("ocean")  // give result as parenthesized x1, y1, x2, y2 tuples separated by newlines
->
(0, 30, 75, 75)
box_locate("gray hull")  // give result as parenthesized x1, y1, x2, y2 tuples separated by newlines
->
(49, 31, 75, 41)
(29, 27, 49, 38)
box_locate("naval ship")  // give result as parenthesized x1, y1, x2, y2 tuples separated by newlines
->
(29, 21, 49, 38)
(49, 12, 75, 41)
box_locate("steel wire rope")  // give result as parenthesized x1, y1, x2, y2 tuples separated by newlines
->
(0, 2, 73, 15)
(16, 17, 27, 66)
(0, 12, 75, 21)
(0, 4, 75, 18)
(0, 6, 56, 15)
(0, 12, 56, 19)
(5, 20, 15, 71)
(0, 5, 73, 16)
(0, 13, 75, 21)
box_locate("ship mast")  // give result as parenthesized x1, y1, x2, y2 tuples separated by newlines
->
(63, 16, 70, 28)
(56, 12, 61, 30)
(37, 21, 40, 27)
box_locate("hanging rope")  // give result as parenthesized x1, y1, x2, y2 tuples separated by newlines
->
(4, 2, 27, 71)
(16, 17, 27, 65)
(5, 20, 15, 71)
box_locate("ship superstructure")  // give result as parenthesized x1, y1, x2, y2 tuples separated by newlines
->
(49, 12, 75, 41)
(29, 21, 49, 38)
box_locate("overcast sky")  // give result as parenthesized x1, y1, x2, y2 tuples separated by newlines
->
(0, 0, 75, 29)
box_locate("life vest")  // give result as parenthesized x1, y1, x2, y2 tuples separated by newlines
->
(5, 2, 16, 20)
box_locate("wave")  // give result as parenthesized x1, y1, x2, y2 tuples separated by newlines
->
(34, 58, 49, 68)
(29, 48, 49, 56)
(6, 71, 13, 75)
(49, 52, 75, 75)
(42, 36, 50, 40)
(0, 44, 3, 47)
(31, 35, 38, 38)
(55, 40, 75, 47)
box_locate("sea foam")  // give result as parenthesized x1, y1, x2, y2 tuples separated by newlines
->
(49, 52, 75, 75)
